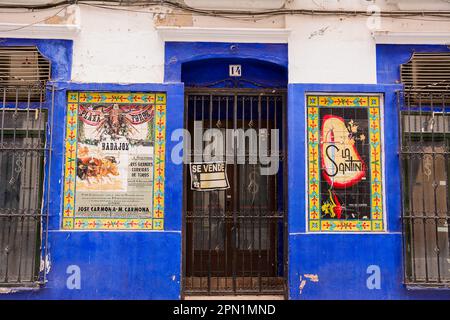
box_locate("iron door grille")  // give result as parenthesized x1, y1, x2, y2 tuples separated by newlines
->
(0, 84, 52, 287)
(399, 90, 450, 287)
(183, 89, 287, 296)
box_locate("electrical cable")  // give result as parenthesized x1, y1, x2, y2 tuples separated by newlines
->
(80, 3, 450, 24)
(0, 0, 450, 24)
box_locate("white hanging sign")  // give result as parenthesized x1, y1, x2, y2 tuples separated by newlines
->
(190, 161, 230, 191)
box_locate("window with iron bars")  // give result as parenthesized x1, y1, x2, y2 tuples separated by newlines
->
(0, 46, 50, 287)
(400, 52, 450, 287)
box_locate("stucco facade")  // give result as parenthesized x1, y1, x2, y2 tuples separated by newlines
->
(1, 0, 450, 299)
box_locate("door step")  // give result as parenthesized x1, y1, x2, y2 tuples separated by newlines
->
(185, 295, 285, 300)
(184, 276, 285, 293)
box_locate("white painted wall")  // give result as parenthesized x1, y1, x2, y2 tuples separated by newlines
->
(0, 1, 449, 84)
(70, 6, 165, 83)
(286, 15, 377, 84)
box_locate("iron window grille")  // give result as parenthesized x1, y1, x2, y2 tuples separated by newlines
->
(399, 90, 450, 287)
(0, 46, 52, 287)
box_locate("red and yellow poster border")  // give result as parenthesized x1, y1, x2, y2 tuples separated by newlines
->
(62, 91, 166, 231)
(307, 95, 385, 233)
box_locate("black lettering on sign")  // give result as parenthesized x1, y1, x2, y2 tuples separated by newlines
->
(189, 161, 230, 191)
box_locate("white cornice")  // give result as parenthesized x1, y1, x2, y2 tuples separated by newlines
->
(372, 31, 450, 45)
(156, 26, 291, 43)
(0, 22, 80, 40)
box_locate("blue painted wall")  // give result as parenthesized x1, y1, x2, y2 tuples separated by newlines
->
(376, 44, 450, 85)
(0, 39, 184, 299)
(182, 58, 287, 88)
(288, 83, 406, 299)
(286, 45, 450, 300)
(2, 38, 450, 300)
(3, 81, 184, 300)
(165, 42, 288, 83)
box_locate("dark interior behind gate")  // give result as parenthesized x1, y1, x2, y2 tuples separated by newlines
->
(183, 90, 287, 295)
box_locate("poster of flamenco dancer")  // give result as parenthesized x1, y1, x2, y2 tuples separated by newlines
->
(307, 95, 385, 232)
(63, 92, 166, 231)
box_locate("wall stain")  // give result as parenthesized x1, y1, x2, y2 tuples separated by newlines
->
(308, 26, 330, 39)
(299, 274, 319, 294)
(154, 10, 193, 27)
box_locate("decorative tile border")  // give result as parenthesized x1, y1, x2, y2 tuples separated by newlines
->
(62, 92, 166, 231)
(307, 95, 384, 232)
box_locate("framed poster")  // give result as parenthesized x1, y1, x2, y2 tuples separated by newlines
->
(306, 94, 385, 232)
(62, 91, 166, 230)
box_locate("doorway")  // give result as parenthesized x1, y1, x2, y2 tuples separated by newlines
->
(182, 89, 287, 296)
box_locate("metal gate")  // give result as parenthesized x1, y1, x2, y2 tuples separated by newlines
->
(398, 89, 450, 287)
(0, 84, 53, 287)
(182, 89, 287, 296)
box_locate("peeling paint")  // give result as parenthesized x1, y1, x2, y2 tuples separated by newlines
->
(154, 9, 193, 27)
(0, 288, 18, 294)
(299, 274, 319, 294)
(39, 253, 51, 276)
(299, 276, 306, 294)
(45, 14, 69, 25)
(45, 6, 78, 25)
(0, 286, 40, 294)
(304, 274, 319, 282)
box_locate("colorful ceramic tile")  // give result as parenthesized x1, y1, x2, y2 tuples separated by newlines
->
(62, 92, 166, 231)
(307, 95, 385, 232)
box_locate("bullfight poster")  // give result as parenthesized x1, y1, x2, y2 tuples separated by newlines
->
(307, 95, 385, 232)
(62, 92, 166, 230)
